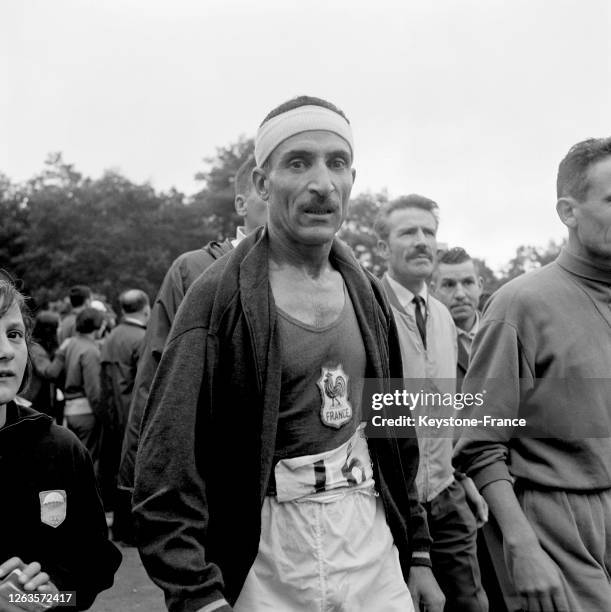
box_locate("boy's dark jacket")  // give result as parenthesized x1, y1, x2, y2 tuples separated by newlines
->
(0, 403, 121, 610)
(134, 228, 431, 612)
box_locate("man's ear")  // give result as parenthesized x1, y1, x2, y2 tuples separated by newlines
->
(556, 197, 578, 229)
(252, 167, 270, 202)
(377, 239, 390, 261)
(234, 194, 247, 217)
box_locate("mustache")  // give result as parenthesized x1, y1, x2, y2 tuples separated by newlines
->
(407, 247, 433, 260)
(302, 195, 338, 213)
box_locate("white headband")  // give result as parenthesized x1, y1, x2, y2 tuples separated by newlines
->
(254, 105, 354, 166)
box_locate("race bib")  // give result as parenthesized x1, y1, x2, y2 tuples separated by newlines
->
(274, 424, 374, 502)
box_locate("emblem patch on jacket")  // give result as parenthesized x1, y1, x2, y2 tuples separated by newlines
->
(317, 364, 353, 428)
(39, 490, 67, 528)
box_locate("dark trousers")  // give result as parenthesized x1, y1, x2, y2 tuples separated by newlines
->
(111, 488, 136, 544)
(65, 414, 102, 487)
(426, 479, 489, 612)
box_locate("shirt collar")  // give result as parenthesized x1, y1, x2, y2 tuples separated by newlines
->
(556, 248, 611, 284)
(123, 316, 146, 329)
(385, 273, 428, 311)
(456, 310, 480, 340)
(231, 226, 247, 248)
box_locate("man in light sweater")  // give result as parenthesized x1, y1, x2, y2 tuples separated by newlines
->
(375, 195, 488, 612)
(454, 136, 611, 612)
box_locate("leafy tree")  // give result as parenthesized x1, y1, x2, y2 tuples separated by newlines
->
(11, 154, 211, 308)
(472, 257, 500, 294)
(192, 136, 254, 239)
(339, 191, 388, 276)
(501, 239, 566, 283)
(0, 174, 28, 277)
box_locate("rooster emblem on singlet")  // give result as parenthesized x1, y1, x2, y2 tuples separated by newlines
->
(317, 364, 353, 428)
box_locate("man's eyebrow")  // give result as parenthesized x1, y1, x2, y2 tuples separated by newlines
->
(327, 149, 351, 160)
(280, 149, 314, 161)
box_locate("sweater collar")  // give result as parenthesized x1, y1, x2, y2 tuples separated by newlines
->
(556, 248, 611, 284)
(0, 401, 52, 442)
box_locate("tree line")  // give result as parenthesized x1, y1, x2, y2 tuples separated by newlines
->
(0, 139, 564, 312)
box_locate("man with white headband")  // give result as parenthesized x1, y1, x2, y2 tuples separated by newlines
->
(134, 95, 441, 612)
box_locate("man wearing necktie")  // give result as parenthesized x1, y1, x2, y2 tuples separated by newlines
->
(375, 195, 489, 612)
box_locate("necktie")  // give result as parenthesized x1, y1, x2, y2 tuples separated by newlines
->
(457, 336, 470, 372)
(412, 295, 427, 349)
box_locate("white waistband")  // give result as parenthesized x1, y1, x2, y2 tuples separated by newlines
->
(64, 397, 93, 416)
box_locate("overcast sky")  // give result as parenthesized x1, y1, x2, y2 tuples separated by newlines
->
(2, 0, 610, 270)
